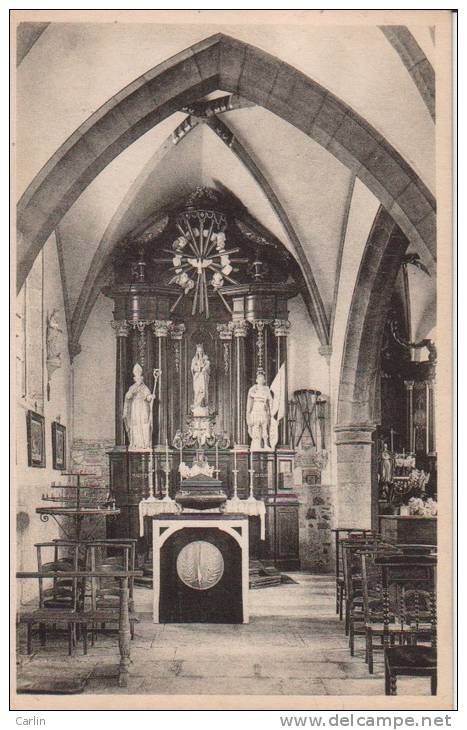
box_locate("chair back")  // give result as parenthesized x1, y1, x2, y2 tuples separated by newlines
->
(335, 529, 377, 579)
(360, 545, 401, 621)
(35, 541, 81, 610)
(376, 555, 437, 645)
(85, 540, 136, 610)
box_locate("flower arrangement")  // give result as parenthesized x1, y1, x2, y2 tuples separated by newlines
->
(408, 497, 438, 516)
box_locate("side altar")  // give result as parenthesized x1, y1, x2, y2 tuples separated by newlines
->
(105, 188, 300, 570)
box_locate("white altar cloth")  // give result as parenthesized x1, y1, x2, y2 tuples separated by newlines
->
(224, 497, 266, 540)
(139, 495, 266, 540)
(139, 497, 179, 536)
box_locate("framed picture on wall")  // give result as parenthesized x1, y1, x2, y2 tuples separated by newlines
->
(26, 410, 45, 468)
(51, 421, 66, 471)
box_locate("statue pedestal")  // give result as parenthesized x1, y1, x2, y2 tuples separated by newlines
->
(107, 447, 149, 542)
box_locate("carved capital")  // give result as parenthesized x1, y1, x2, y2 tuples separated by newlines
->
(273, 319, 291, 337)
(404, 380, 415, 391)
(318, 345, 332, 364)
(233, 319, 249, 338)
(170, 323, 186, 340)
(217, 322, 235, 340)
(128, 319, 151, 333)
(111, 320, 130, 337)
(253, 319, 270, 330)
(152, 320, 173, 338)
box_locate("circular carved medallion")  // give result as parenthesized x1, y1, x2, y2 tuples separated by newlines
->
(176, 540, 224, 591)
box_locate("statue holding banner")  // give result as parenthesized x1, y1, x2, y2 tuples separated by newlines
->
(247, 370, 274, 450)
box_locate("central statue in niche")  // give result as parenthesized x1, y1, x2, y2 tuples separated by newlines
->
(191, 343, 211, 416)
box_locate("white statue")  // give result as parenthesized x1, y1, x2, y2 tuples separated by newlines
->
(123, 363, 155, 449)
(191, 344, 210, 412)
(380, 443, 394, 484)
(247, 370, 274, 450)
(46, 309, 62, 383)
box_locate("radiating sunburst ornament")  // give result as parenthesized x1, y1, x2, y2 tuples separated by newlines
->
(164, 206, 245, 317)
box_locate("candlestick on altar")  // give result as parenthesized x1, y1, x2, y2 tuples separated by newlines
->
(248, 446, 255, 499)
(234, 448, 237, 471)
(248, 469, 255, 500)
(215, 442, 219, 471)
(163, 440, 170, 499)
(147, 450, 155, 500)
(179, 441, 183, 485)
(163, 463, 170, 500)
(232, 469, 239, 499)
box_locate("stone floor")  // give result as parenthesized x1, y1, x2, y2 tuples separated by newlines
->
(16, 573, 431, 695)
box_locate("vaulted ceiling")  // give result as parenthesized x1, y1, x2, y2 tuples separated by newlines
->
(16, 19, 437, 353)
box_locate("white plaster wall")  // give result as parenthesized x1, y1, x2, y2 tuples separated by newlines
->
(73, 293, 115, 440)
(15, 234, 72, 604)
(288, 294, 329, 396)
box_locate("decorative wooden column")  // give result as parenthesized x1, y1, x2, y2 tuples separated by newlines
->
(217, 322, 234, 442)
(252, 320, 271, 382)
(152, 320, 173, 446)
(111, 319, 130, 446)
(405, 380, 415, 452)
(273, 319, 291, 447)
(128, 319, 153, 383)
(427, 378, 436, 454)
(169, 323, 186, 441)
(233, 319, 249, 446)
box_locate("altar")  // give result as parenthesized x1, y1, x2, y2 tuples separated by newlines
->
(105, 188, 300, 570)
(152, 514, 249, 623)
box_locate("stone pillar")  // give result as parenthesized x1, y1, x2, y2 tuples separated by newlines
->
(233, 320, 249, 446)
(334, 424, 375, 528)
(152, 320, 173, 446)
(111, 320, 130, 445)
(273, 319, 291, 447)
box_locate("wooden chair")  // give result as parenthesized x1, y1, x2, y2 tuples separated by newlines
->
(333, 529, 376, 619)
(361, 547, 407, 673)
(84, 539, 138, 644)
(341, 537, 380, 655)
(18, 567, 142, 687)
(375, 554, 437, 695)
(23, 541, 83, 655)
(385, 646, 437, 695)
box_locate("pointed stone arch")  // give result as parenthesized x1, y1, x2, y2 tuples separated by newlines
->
(70, 114, 330, 354)
(335, 207, 409, 529)
(17, 33, 436, 293)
